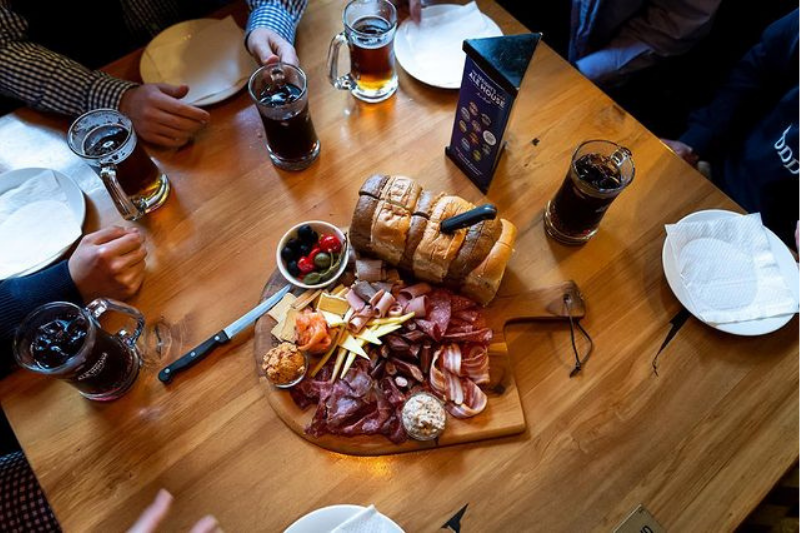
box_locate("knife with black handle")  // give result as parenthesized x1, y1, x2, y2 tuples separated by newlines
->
(440, 204, 497, 234)
(159, 284, 292, 384)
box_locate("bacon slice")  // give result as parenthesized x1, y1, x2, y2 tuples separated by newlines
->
(461, 344, 490, 385)
(441, 344, 462, 376)
(446, 379, 488, 418)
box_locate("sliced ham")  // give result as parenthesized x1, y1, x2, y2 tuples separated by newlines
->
(400, 282, 432, 298)
(356, 258, 383, 281)
(374, 291, 395, 317)
(352, 281, 377, 302)
(346, 289, 366, 312)
(405, 295, 427, 318)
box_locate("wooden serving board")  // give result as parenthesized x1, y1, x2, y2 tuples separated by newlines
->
(253, 269, 585, 456)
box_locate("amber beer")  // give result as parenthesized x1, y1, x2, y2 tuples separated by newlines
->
(83, 124, 163, 199)
(328, 0, 398, 102)
(349, 16, 395, 93)
(67, 109, 170, 220)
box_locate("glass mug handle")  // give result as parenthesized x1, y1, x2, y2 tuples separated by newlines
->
(86, 298, 145, 348)
(100, 164, 142, 221)
(327, 32, 354, 91)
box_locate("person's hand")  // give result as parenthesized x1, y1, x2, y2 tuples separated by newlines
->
(128, 490, 221, 533)
(119, 84, 210, 149)
(246, 28, 299, 66)
(68, 226, 147, 302)
(662, 139, 699, 167)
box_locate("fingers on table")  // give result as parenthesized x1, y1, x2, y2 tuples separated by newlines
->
(128, 489, 173, 533)
(190, 515, 222, 533)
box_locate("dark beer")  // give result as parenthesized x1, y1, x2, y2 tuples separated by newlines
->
(29, 310, 139, 399)
(349, 16, 395, 92)
(257, 83, 319, 162)
(546, 153, 626, 240)
(83, 124, 162, 199)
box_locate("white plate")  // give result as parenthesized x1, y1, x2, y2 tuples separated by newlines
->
(0, 168, 85, 278)
(284, 505, 404, 533)
(662, 209, 799, 336)
(395, 4, 502, 89)
(140, 18, 254, 106)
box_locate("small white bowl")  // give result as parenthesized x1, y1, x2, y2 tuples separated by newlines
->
(276, 221, 348, 290)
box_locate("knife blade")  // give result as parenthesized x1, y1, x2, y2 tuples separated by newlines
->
(159, 284, 292, 384)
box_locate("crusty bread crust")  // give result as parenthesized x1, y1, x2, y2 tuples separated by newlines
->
(445, 217, 502, 286)
(461, 218, 517, 305)
(369, 176, 422, 265)
(412, 195, 473, 282)
(400, 190, 443, 270)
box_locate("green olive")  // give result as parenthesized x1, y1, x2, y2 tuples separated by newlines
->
(303, 272, 322, 285)
(313, 252, 332, 269)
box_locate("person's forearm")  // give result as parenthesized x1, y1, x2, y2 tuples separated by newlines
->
(0, 41, 137, 115)
(0, 261, 83, 358)
(246, 0, 309, 44)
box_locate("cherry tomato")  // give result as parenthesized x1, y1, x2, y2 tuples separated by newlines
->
(319, 234, 342, 253)
(307, 246, 321, 261)
(297, 256, 316, 274)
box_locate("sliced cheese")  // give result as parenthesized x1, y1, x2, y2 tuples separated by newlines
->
(267, 292, 297, 322)
(330, 347, 347, 382)
(317, 293, 350, 316)
(292, 289, 322, 311)
(356, 328, 382, 345)
(371, 323, 402, 338)
(320, 310, 346, 328)
(338, 333, 368, 358)
(277, 308, 298, 342)
(340, 352, 357, 377)
(368, 312, 415, 326)
(331, 284, 348, 297)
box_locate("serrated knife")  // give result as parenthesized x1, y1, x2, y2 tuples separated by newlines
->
(158, 283, 292, 384)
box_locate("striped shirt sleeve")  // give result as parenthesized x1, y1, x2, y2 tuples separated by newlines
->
(246, 0, 308, 44)
(0, 1, 137, 116)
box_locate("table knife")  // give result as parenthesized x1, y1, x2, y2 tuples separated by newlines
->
(158, 284, 292, 384)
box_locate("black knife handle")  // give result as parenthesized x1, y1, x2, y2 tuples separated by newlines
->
(440, 204, 497, 234)
(158, 330, 230, 384)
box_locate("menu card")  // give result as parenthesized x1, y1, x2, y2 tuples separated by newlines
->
(445, 33, 540, 192)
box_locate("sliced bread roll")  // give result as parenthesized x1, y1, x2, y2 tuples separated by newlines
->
(461, 218, 517, 305)
(444, 217, 502, 287)
(412, 195, 474, 282)
(350, 175, 389, 253)
(399, 190, 443, 271)
(369, 176, 422, 265)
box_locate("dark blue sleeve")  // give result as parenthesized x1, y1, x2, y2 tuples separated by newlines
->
(0, 261, 83, 367)
(680, 9, 799, 158)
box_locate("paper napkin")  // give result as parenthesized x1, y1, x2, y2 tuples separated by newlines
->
(331, 505, 399, 533)
(665, 213, 798, 324)
(144, 16, 256, 105)
(402, 2, 495, 86)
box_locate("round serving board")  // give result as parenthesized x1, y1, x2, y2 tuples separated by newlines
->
(254, 269, 585, 456)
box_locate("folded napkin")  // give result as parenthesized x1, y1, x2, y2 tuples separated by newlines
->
(144, 16, 256, 105)
(403, 2, 496, 85)
(665, 213, 798, 324)
(0, 169, 68, 226)
(331, 505, 399, 533)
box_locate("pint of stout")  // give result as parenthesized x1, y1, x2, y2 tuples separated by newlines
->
(327, 0, 398, 103)
(68, 109, 170, 221)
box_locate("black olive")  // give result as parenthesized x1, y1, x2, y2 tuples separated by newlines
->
(297, 224, 318, 243)
(287, 260, 301, 277)
(280, 246, 296, 262)
(286, 237, 303, 252)
(298, 242, 312, 256)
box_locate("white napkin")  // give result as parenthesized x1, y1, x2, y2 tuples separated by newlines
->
(331, 505, 398, 533)
(0, 169, 68, 226)
(402, 2, 495, 86)
(144, 16, 256, 105)
(0, 200, 81, 279)
(665, 213, 798, 324)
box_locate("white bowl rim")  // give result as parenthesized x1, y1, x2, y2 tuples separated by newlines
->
(276, 220, 348, 290)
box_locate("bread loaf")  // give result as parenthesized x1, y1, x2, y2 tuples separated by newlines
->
(350, 176, 516, 305)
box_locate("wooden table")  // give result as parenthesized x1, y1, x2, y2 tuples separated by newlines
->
(1, 1, 797, 531)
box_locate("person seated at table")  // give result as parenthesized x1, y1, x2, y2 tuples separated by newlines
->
(569, 0, 722, 87)
(662, 9, 799, 248)
(0, 0, 308, 148)
(0, 225, 146, 532)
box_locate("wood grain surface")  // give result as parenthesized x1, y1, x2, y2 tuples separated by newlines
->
(0, 1, 796, 531)
(253, 268, 585, 456)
